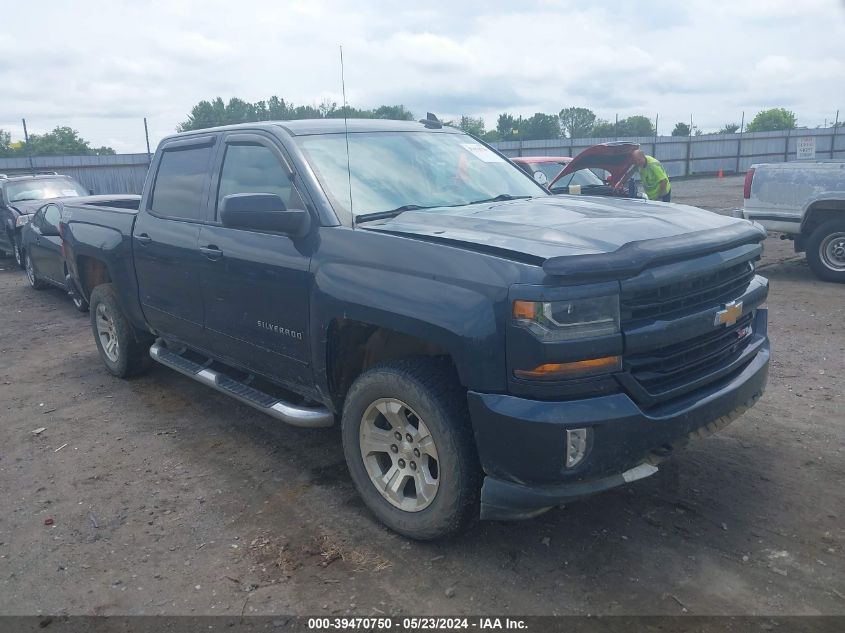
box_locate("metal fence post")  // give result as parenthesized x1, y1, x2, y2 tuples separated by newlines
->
(831, 110, 839, 159)
(685, 135, 692, 176)
(783, 128, 791, 162)
(735, 112, 744, 174)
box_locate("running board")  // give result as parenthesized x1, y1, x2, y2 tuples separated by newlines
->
(149, 341, 333, 428)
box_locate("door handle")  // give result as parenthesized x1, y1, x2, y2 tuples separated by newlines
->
(200, 245, 223, 261)
(135, 233, 152, 245)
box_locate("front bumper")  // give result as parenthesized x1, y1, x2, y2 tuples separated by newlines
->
(468, 315, 770, 521)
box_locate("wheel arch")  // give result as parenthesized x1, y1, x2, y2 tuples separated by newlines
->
(74, 255, 113, 301)
(325, 318, 462, 412)
(801, 195, 845, 236)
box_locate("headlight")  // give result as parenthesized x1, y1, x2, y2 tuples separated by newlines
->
(513, 295, 620, 341)
(15, 214, 32, 227)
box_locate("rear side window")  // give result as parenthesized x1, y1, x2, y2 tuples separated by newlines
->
(150, 145, 212, 220)
(216, 143, 302, 217)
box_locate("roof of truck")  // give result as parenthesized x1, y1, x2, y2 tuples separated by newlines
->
(167, 119, 462, 140)
(278, 118, 459, 135)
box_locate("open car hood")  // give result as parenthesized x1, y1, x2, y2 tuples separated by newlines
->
(550, 142, 639, 188)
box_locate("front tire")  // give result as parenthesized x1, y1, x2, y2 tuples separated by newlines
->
(806, 219, 845, 283)
(25, 252, 47, 290)
(89, 284, 152, 378)
(341, 358, 479, 540)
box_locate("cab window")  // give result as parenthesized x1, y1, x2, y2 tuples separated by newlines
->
(150, 145, 213, 221)
(216, 143, 304, 218)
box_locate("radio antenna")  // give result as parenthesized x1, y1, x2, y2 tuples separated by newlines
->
(340, 45, 354, 221)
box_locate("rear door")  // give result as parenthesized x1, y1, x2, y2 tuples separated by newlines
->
(133, 135, 216, 347)
(197, 132, 314, 389)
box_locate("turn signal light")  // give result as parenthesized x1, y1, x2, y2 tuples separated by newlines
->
(512, 300, 537, 320)
(514, 356, 622, 380)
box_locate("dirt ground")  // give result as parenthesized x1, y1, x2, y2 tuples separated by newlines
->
(0, 176, 843, 617)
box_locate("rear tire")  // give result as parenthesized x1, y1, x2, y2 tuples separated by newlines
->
(89, 284, 152, 378)
(25, 252, 47, 290)
(341, 357, 480, 540)
(12, 233, 24, 269)
(806, 219, 845, 283)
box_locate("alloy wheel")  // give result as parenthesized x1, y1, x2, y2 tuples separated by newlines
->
(25, 254, 36, 287)
(96, 303, 120, 362)
(358, 398, 440, 512)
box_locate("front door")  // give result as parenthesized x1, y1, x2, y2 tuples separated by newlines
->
(197, 133, 314, 390)
(133, 136, 216, 347)
(28, 204, 64, 283)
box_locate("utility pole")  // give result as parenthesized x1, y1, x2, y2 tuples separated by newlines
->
(653, 113, 659, 158)
(686, 115, 693, 176)
(735, 111, 745, 174)
(22, 118, 34, 172)
(143, 117, 151, 160)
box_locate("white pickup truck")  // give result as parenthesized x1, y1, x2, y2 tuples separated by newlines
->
(741, 161, 845, 282)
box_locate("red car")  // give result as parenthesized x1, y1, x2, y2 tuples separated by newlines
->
(512, 142, 642, 199)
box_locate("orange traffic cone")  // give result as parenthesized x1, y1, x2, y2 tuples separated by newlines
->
(717, 168, 724, 178)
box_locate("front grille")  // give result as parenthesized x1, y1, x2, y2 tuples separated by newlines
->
(625, 312, 754, 398)
(621, 261, 755, 324)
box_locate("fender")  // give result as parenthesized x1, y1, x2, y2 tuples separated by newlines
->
(800, 192, 845, 232)
(66, 220, 149, 334)
(311, 261, 505, 395)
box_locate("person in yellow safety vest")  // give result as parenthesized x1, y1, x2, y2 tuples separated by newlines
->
(633, 149, 671, 202)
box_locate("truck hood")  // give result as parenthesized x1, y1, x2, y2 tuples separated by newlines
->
(359, 196, 765, 280)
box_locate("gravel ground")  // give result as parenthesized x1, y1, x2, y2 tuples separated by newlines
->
(0, 177, 843, 617)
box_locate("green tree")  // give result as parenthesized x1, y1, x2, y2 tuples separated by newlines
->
(719, 123, 740, 134)
(745, 108, 797, 133)
(371, 105, 414, 120)
(671, 122, 691, 136)
(0, 129, 13, 157)
(458, 115, 486, 137)
(520, 113, 561, 140)
(496, 113, 518, 140)
(480, 129, 502, 143)
(559, 107, 596, 138)
(590, 116, 654, 138)
(179, 96, 414, 131)
(590, 119, 616, 137)
(23, 127, 115, 156)
(617, 115, 655, 137)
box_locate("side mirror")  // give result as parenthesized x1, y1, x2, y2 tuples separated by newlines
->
(40, 224, 60, 237)
(220, 193, 311, 237)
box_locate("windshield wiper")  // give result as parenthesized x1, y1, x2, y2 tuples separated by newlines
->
(356, 205, 431, 223)
(460, 194, 533, 206)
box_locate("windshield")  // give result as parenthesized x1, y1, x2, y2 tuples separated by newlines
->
(549, 168, 605, 191)
(6, 177, 88, 202)
(295, 131, 545, 222)
(520, 161, 568, 185)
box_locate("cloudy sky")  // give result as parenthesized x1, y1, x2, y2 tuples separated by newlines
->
(1, 0, 843, 153)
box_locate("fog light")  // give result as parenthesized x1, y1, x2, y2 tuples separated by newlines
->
(566, 428, 590, 468)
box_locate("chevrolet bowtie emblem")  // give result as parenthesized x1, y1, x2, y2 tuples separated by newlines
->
(714, 300, 743, 326)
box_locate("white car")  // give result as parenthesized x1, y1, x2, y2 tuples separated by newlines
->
(741, 161, 845, 282)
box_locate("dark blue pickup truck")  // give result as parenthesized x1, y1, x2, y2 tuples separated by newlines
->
(61, 118, 770, 539)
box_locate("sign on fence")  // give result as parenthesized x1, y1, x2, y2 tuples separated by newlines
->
(796, 137, 816, 160)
